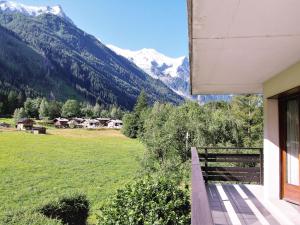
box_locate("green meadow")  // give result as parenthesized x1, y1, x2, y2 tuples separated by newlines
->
(0, 128, 145, 221)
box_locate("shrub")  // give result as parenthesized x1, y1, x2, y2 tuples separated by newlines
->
(38, 194, 89, 225)
(97, 175, 190, 225)
(2, 211, 62, 225)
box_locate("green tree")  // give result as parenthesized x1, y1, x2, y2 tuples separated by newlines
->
(134, 90, 148, 115)
(231, 95, 263, 147)
(48, 101, 62, 119)
(122, 113, 138, 138)
(141, 102, 175, 161)
(122, 91, 149, 138)
(13, 107, 27, 122)
(24, 98, 42, 118)
(39, 98, 49, 119)
(81, 103, 94, 118)
(7, 90, 18, 114)
(61, 100, 80, 118)
(93, 103, 102, 118)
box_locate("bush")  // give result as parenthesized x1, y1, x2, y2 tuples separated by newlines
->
(38, 194, 89, 225)
(2, 211, 62, 225)
(97, 175, 190, 225)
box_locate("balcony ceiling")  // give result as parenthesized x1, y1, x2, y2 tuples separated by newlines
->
(188, 0, 300, 94)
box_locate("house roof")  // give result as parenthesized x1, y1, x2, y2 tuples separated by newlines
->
(17, 118, 33, 123)
(54, 118, 69, 122)
(96, 118, 111, 121)
(188, 0, 300, 94)
(109, 120, 122, 123)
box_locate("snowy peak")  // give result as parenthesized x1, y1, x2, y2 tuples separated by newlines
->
(0, 1, 73, 23)
(107, 44, 191, 98)
(107, 44, 188, 79)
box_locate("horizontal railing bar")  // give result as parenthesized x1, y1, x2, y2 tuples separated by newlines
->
(199, 153, 260, 157)
(204, 172, 260, 176)
(201, 167, 260, 172)
(200, 158, 260, 163)
(197, 147, 262, 150)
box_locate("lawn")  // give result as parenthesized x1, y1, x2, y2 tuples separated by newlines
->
(0, 128, 145, 221)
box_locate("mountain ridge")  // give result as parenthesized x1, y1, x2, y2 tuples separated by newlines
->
(0, 3, 183, 109)
(107, 44, 191, 98)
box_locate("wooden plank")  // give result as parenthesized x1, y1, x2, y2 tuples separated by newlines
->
(198, 147, 262, 150)
(207, 175, 260, 183)
(207, 184, 232, 225)
(191, 147, 214, 225)
(199, 153, 260, 158)
(223, 185, 258, 225)
(204, 171, 260, 176)
(202, 167, 260, 173)
(200, 158, 260, 163)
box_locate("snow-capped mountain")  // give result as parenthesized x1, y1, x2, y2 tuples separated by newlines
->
(0, 1, 73, 23)
(108, 45, 233, 103)
(107, 44, 191, 98)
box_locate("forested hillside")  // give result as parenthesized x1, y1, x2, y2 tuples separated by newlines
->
(0, 11, 183, 110)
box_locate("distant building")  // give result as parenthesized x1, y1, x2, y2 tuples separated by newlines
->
(53, 118, 69, 128)
(107, 120, 123, 129)
(82, 119, 100, 129)
(96, 118, 111, 127)
(16, 118, 34, 130)
(0, 122, 10, 128)
(32, 127, 46, 134)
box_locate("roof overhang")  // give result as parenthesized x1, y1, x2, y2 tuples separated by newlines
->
(187, 0, 300, 94)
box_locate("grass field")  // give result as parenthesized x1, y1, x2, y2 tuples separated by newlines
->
(0, 128, 145, 222)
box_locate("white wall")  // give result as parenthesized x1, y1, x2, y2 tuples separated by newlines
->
(263, 60, 300, 200)
(263, 99, 281, 200)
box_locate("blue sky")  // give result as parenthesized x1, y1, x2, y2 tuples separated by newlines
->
(16, 0, 188, 57)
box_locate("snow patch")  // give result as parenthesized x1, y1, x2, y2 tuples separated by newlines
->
(0, 1, 73, 23)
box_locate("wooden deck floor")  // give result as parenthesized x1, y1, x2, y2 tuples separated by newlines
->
(206, 184, 281, 225)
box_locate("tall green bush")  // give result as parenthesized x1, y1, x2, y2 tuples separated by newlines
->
(97, 175, 190, 225)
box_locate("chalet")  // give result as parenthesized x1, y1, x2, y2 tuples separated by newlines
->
(16, 118, 34, 130)
(82, 119, 100, 129)
(107, 120, 123, 129)
(73, 117, 85, 124)
(32, 127, 46, 134)
(188, 0, 300, 224)
(96, 118, 111, 127)
(68, 119, 81, 129)
(0, 122, 10, 128)
(53, 118, 69, 128)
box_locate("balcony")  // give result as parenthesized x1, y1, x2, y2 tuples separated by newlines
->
(191, 147, 300, 225)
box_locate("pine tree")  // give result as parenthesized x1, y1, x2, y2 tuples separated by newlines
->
(39, 98, 49, 119)
(134, 90, 148, 115)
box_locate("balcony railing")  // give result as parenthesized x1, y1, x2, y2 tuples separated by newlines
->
(197, 147, 263, 184)
(191, 147, 264, 225)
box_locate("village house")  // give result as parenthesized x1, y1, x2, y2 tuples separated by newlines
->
(16, 118, 34, 131)
(96, 118, 111, 127)
(68, 119, 83, 129)
(53, 118, 69, 128)
(0, 122, 10, 128)
(32, 127, 46, 135)
(82, 119, 100, 129)
(107, 119, 123, 129)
